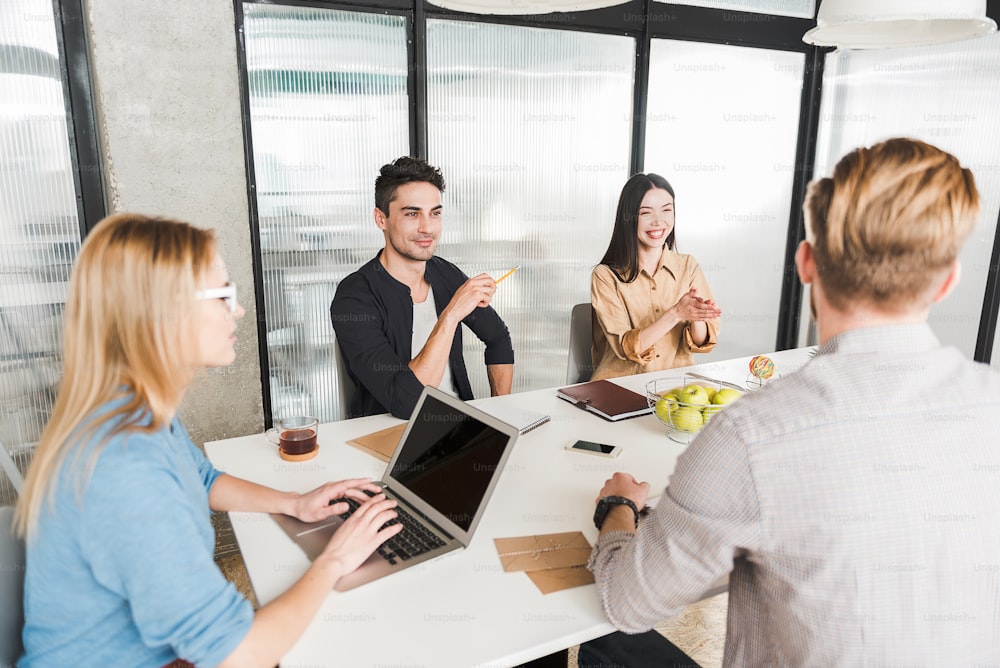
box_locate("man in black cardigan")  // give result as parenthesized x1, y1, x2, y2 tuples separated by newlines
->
(331, 156, 514, 420)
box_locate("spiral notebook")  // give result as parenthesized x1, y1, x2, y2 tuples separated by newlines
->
(477, 403, 551, 435)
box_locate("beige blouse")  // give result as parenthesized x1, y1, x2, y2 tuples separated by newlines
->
(590, 247, 719, 381)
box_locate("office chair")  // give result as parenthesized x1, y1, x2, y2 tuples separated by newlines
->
(566, 303, 595, 385)
(0, 506, 25, 665)
(0, 442, 24, 497)
(333, 339, 358, 420)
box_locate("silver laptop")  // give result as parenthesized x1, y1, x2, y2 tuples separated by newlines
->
(271, 386, 519, 592)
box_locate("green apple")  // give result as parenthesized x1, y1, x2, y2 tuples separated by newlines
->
(703, 386, 718, 402)
(654, 395, 678, 422)
(712, 388, 743, 405)
(677, 384, 710, 407)
(704, 388, 743, 422)
(671, 406, 704, 432)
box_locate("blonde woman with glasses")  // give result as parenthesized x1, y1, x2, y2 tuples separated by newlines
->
(14, 214, 401, 667)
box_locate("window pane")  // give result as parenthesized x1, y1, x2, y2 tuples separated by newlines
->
(0, 0, 81, 503)
(810, 37, 1000, 363)
(645, 40, 805, 361)
(243, 4, 409, 421)
(653, 0, 815, 19)
(426, 20, 634, 393)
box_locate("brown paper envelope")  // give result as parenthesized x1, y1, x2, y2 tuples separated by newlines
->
(526, 565, 595, 595)
(345, 423, 406, 462)
(494, 531, 592, 572)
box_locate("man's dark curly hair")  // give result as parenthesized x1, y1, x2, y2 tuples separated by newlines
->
(374, 156, 446, 215)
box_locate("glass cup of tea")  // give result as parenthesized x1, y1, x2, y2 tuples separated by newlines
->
(266, 415, 320, 462)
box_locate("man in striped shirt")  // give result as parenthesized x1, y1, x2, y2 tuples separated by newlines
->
(583, 138, 1000, 666)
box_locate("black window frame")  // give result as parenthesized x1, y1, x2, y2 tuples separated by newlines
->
(52, 0, 107, 236)
(235, 0, 1000, 425)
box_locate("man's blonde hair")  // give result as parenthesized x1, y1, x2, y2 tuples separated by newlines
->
(15, 213, 217, 539)
(803, 138, 980, 311)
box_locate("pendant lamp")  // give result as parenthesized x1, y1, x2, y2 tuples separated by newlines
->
(427, 0, 628, 14)
(803, 0, 997, 49)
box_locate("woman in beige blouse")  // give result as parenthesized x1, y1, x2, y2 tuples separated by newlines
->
(590, 173, 722, 381)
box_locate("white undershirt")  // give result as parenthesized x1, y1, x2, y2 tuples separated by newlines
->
(411, 286, 457, 397)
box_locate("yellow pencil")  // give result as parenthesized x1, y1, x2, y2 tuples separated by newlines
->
(495, 266, 520, 284)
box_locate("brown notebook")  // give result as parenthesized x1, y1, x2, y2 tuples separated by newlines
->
(556, 380, 652, 421)
(345, 423, 406, 462)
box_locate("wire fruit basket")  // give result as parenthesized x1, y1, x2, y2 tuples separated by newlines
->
(645, 374, 744, 444)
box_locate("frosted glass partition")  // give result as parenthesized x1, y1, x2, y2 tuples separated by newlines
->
(654, 0, 815, 18)
(426, 20, 635, 393)
(243, 4, 409, 422)
(644, 40, 805, 361)
(0, 0, 81, 503)
(806, 34, 1000, 363)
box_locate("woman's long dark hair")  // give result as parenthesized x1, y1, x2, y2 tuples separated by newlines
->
(599, 173, 676, 283)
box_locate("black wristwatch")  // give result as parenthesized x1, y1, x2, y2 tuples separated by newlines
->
(593, 495, 640, 530)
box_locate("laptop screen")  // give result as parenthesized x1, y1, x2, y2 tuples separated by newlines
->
(389, 391, 513, 533)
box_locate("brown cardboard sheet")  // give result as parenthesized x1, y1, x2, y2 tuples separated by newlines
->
(494, 531, 594, 594)
(345, 423, 406, 462)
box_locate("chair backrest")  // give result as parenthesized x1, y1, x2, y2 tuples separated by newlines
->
(0, 443, 25, 496)
(566, 303, 595, 385)
(333, 339, 358, 420)
(0, 506, 25, 665)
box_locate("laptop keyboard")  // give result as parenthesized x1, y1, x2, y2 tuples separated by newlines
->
(335, 496, 447, 565)
(378, 505, 447, 564)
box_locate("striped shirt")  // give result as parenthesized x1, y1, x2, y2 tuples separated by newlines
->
(589, 324, 1000, 666)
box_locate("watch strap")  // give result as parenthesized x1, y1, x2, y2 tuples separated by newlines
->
(594, 495, 640, 530)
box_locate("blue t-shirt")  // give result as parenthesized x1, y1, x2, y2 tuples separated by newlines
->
(21, 406, 253, 667)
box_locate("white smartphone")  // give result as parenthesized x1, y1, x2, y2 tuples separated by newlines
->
(565, 439, 622, 459)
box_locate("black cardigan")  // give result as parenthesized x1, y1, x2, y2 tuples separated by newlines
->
(330, 251, 514, 419)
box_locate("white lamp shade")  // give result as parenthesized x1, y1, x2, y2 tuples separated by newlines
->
(428, 0, 629, 14)
(804, 0, 997, 49)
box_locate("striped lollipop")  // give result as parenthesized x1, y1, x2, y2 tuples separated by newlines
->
(749, 355, 775, 380)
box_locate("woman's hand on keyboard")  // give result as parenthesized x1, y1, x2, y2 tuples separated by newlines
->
(291, 478, 386, 523)
(316, 494, 404, 579)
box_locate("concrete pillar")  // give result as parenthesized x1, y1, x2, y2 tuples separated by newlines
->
(84, 0, 263, 444)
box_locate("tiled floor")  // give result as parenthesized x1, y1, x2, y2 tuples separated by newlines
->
(655, 594, 727, 668)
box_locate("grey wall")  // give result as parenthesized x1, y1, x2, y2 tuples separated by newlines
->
(85, 0, 264, 444)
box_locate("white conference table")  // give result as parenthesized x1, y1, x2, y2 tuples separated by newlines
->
(206, 347, 814, 667)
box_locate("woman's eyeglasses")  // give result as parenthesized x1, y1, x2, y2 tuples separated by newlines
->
(195, 282, 238, 313)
